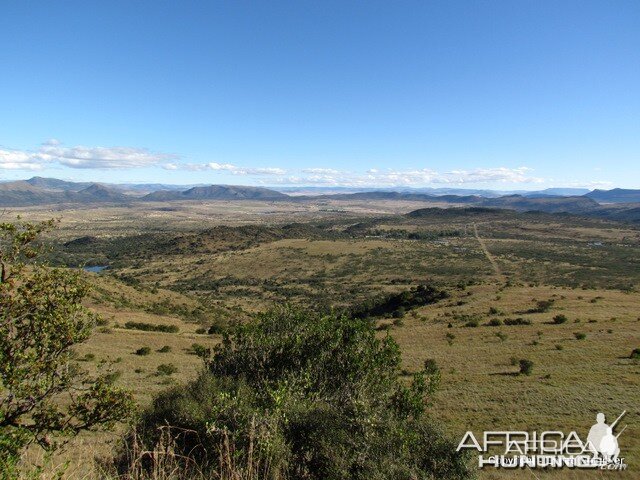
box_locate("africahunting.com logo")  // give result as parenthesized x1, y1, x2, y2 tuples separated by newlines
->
(457, 411, 628, 470)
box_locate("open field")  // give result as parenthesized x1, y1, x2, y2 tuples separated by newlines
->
(8, 199, 640, 479)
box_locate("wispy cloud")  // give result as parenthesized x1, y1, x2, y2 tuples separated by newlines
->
(264, 166, 543, 187)
(0, 140, 175, 170)
(0, 140, 548, 187)
(163, 161, 287, 175)
(0, 149, 45, 170)
(302, 168, 341, 174)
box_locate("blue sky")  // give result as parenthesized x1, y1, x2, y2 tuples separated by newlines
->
(1, 1, 638, 189)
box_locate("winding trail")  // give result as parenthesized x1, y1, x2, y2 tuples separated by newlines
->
(472, 222, 505, 282)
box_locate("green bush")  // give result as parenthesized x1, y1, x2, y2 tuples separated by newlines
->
(529, 299, 554, 313)
(552, 314, 568, 324)
(157, 345, 172, 353)
(122, 307, 472, 479)
(124, 321, 179, 333)
(629, 348, 640, 359)
(190, 343, 209, 358)
(574, 332, 587, 340)
(495, 331, 507, 342)
(351, 284, 449, 319)
(504, 317, 531, 326)
(486, 318, 502, 327)
(464, 319, 479, 328)
(423, 358, 439, 375)
(135, 346, 151, 356)
(156, 363, 178, 376)
(1, 219, 133, 474)
(208, 321, 226, 335)
(519, 359, 534, 375)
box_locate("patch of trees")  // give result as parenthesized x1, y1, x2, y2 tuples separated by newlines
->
(350, 284, 449, 319)
(124, 321, 179, 333)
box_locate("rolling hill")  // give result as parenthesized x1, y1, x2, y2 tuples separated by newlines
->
(142, 185, 289, 201)
(585, 188, 640, 203)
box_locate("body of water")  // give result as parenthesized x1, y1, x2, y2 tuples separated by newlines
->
(84, 265, 108, 273)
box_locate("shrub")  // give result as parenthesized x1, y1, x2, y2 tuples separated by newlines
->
(121, 307, 472, 479)
(555, 344, 564, 350)
(574, 332, 587, 340)
(630, 348, 640, 359)
(504, 318, 531, 326)
(552, 314, 568, 324)
(446, 332, 456, 345)
(80, 353, 96, 362)
(156, 363, 178, 376)
(529, 299, 554, 313)
(208, 321, 226, 335)
(464, 319, 479, 328)
(488, 306, 500, 315)
(495, 331, 507, 342)
(157, 345, 172, 353)
(135, 347, 151, 356)
(124, 321, 179, 333)
(351, 284, 449, 319)
(392, 316, 405, 327)
(0, 219, 133, 473)
(195, 327, 207, 334)
(487, 318, 502, 327)
(104, 371, 122, 384)
(423, 358, 439, 375)
(519, 359, 534, 375)
(190, 343, 209, 358)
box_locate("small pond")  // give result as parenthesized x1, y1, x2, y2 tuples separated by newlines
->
(83, 265, 108, 273)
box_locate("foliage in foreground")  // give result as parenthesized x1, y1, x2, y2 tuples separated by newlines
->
(120, 307, 473, 479)
(0, 219, 135, 477)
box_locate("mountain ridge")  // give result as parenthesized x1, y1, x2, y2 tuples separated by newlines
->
(1, 177, 639, 222)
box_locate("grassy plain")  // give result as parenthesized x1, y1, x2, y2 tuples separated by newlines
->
(10, 199, 640, 479)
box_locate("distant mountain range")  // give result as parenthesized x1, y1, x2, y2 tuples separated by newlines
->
(584, 188, 640, 204)
(1, 177, 639, 222)
(143, 185, 288, 201)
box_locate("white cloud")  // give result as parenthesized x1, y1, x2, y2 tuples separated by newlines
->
(1, 141, 175, 170)
(0, 141, 551, 187)
(0, 149, 45, 170)
(38, 144, 174, 169)
(208, 162, 238, 171)
(263, 166, 543, 187)
(165, 162, 287, 175)
(303, 168, 341, 174)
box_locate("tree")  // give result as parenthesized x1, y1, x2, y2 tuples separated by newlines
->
(519, 359, 534, 376)
(127, 306, 472, 479)
(0, 218, 134, 473)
